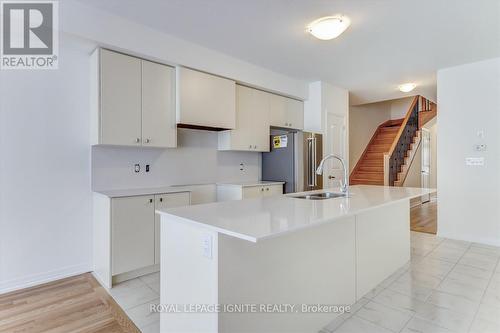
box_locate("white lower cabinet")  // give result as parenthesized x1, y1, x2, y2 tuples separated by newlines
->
(154, 192, 191, 265)
(217, 183, 284, 201)
(93, 191, 190, 288)
(112, 195, 155, 275)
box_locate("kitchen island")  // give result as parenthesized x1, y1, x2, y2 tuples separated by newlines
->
(156, 185, 435, 333)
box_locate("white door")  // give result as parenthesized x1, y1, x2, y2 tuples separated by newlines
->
(142, 60, 176, 148)
(324, 113, 347, 189)
(100, 49, 142, 146)
(421, 128, 431, 202)
(112, 195, 155, 275)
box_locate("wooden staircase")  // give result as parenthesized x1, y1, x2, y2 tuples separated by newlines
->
(350, 96, 437, 187)
(350, 119, 403, 185)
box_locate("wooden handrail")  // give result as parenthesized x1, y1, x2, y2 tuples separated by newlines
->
(386, 95, 419, 157)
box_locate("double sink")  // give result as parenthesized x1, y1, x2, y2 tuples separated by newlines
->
(291, 192, 348, 200)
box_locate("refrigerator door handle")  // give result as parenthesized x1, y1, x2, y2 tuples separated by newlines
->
(312, 137, 317, 187)
(307, 137, 314, 187)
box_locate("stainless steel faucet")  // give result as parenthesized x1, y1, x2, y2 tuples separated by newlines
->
(316, 154, 349, 194)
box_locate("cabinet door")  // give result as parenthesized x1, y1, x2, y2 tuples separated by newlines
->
(269, 93, 304, 130)
(263, 184, 283, 197)
(242, 186, 264, 199)
(142, 60, 176, 148)
(100, 49, 142, 146)
(269, 94, 287, 128)
(285, 98, 304, 130)
(218, 85, 270, 152)
(112, 195, 155, 275)
(154, 192, 191, 264)
(177, 67, 236, 129)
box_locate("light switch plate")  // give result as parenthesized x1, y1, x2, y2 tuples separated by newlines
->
(465, 157, 485, 166)
(202, 233, 213, 259)
(474, 144, 487, 152)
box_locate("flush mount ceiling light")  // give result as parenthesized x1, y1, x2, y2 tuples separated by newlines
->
(398, 83, 417, 93)
(307, 15, 351, 40)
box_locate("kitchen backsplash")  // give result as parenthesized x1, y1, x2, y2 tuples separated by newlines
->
(92, 128, 261, 191)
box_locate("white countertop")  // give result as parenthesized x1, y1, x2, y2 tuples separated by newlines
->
(157, 185, 435, 242)
(94, 186, 191, 198)
(217, 181, 285, 187)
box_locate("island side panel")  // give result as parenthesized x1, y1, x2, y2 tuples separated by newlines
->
(160, 215, 219, 333)
(217, 216, 356, 333)
(355, 199, 410, 299)
(92, 193, 112, 289)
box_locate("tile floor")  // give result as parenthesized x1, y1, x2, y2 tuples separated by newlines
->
(322, 231, 500, 333)
(108, 271, 161, 332)
(109, 231, 500, 333)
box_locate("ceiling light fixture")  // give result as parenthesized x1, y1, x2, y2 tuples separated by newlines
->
(398, 83, 417, 93)
(307, 15, 351, 40)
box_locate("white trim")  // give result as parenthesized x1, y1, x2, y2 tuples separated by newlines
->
(436, 233, 500, 248)
(0, 263, 91, 295)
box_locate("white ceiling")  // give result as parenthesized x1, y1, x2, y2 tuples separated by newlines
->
(79, 0, 500, 104)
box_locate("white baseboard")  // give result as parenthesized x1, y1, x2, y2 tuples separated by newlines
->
(436, 232, 500, 247)
(0, 263, 91, 295)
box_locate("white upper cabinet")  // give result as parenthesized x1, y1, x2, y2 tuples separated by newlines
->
(269, 93, 304, 130)
(176, 67, 236, 129)
(218, 85, 270, 152)
(142, 60, 176, 148)
(98, 49, 142, 146)
(91, 48, 176, 148)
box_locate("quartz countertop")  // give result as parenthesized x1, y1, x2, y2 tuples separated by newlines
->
(217, 181, 285, 187)
(94, 186, 191, 198)
(157, 185, 435, 242)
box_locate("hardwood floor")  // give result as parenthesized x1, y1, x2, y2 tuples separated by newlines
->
(410, 198, 437, 234)
(0, 273, 140, 333)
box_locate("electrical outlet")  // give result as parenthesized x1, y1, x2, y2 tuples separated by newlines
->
(134, 164, 140, 173)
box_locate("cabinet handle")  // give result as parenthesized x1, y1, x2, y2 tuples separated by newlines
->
(149, 199, 153, 203)
(135, 138, 141, 143)
(159, 197, 163, 202)
(254, 145, 257, 149)
(249, 145, 252, 149)
(266, 187, 269, 191)
(145, 138, 151, 144)
(261, 188, 264, 192)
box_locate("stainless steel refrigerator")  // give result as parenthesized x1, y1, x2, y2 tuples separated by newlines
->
(262, 129, 323, 193)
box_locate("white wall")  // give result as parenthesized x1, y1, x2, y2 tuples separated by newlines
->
(437, 58, 500, 246)
(92, 129, 260, 204)
(349, 104, 391, 172)
(390, 97, 414, 119)
(403, 145, 422, 188)
(0, 37, 93, 293)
